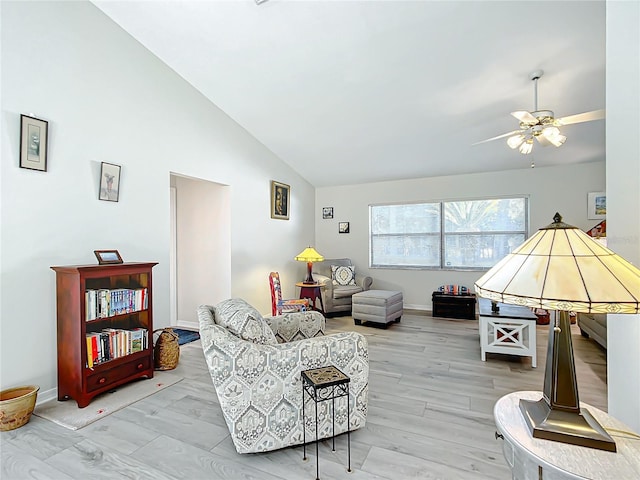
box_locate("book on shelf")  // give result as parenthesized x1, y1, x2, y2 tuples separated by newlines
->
(85, 333, 100, 368)
(131, 328, 144, 353)
(132, 327, 148, 350)
(85, 289, 98, 321)
(86, 336, 94, 368)
(98, 288, 110, 318)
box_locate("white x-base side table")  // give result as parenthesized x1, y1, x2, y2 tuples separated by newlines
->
(479, 298, 537, 367)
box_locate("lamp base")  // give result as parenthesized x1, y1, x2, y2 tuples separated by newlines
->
(303, 262, 314, 284)
(519, 398, 616, 452)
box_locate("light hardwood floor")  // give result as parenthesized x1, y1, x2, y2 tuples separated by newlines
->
(1, 312, 607, 479)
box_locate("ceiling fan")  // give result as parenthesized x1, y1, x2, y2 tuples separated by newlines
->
(474, 70, 605, 155)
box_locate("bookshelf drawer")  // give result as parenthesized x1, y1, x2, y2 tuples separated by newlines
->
(86, 356, 151, 392)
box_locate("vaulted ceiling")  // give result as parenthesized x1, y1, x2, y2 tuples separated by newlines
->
(94, 0, 606, 187)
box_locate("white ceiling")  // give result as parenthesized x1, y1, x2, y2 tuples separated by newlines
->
(93, 0, 606, 187)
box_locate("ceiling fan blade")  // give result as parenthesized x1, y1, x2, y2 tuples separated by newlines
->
(511, 111, 538, 124)
(472, 130, 525, 146)
(554, 109, 605, 126)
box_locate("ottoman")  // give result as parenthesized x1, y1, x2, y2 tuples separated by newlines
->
(352, 290, 403, 328)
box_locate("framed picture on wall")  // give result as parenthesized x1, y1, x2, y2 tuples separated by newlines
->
(20, 114, 49, 172)
(587, 192, 606, 220)
(339, 222, 350, 234)
(271, 180, 290, 220)
(99, 162, 121, 202)
(322, 207, 334, 219)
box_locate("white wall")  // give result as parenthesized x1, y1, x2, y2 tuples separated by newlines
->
(316, 162, 605, 309)
(0, 2, 315, 395)
(606, 0, 640, 433)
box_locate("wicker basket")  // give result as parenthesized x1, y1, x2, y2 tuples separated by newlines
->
(0, 385, 39, 431)
(154, 328, 180, 370)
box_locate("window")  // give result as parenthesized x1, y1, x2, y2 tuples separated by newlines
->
(370, 197, 527, 270)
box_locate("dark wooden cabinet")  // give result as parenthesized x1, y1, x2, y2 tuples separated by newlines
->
(432, 292, 477, 320)
(51, 262, 157, 408)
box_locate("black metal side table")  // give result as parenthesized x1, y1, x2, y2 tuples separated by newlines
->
(301, 365, 351, 480)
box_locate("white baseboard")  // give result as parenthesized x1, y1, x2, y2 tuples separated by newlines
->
(176, 320, 199, 330)
(403, 303, 430, 312)
(36, 387, 58, 406)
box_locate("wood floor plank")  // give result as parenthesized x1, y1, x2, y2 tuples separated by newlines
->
(0, 415, 83, 461)
(356, 421, 510, 479)
(45, 438, 175, 479)
(113, 399, 230, 451)
(361, 445, 499, 480)
(0, 441, 76, 480)
(136, 434, 284, 480)
(80, 415, 163, 455)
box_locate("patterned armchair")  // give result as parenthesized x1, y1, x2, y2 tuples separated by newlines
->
(197, 298, 369, 454)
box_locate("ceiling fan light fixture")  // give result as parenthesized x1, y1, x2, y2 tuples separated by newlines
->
(542, 126, 560, 139)
(542, 126, 566, 147)
(519, 139, 534, 155)
(507, 134, 526, 149)
(536, 134, 552, 146)
(549, 133, 567, 147)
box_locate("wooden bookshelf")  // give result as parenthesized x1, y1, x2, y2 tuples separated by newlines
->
(51, 262, 157, 408)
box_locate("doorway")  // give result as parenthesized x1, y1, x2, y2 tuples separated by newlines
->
(170, 173, 231, 329)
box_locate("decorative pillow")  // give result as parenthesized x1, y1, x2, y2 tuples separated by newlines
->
(331, 265, 357, 286)
(214, 298, 277, 345)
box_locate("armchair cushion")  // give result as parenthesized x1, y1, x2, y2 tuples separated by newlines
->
(333, 284, 363, 299)
(214, 298, 277, 345)
(331, 264, 357, 286)
(264, 310, 325, 343)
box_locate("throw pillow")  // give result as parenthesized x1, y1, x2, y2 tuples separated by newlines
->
(331, 265, 356, 286)
(214, 298, 277, 345)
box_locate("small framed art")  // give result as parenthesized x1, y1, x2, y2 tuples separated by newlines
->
(94, 250, 123, 265)
(322, 207, 334, 219)
(99, 162, 121, 202)
(20, 114, 49, 172)
(587, 192, 606, 220)
(271, 180, 290, 220)
(339, 222, 350, 234)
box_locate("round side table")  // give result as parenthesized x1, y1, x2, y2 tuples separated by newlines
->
(494, 391, 640, 479)
(296, 282, 324, 313)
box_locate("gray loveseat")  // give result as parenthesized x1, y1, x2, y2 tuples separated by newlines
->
(577, 312, 607, 349)
(312, 258, 373, 315)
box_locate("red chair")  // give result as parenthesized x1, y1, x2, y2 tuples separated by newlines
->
(269, 272, 310, 316)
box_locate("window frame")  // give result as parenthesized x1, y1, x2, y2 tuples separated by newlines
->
(369, 196, 529, 271)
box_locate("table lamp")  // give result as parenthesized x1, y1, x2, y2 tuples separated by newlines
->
(295, 247, 324, 284)
(475, 213, 640, 452)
